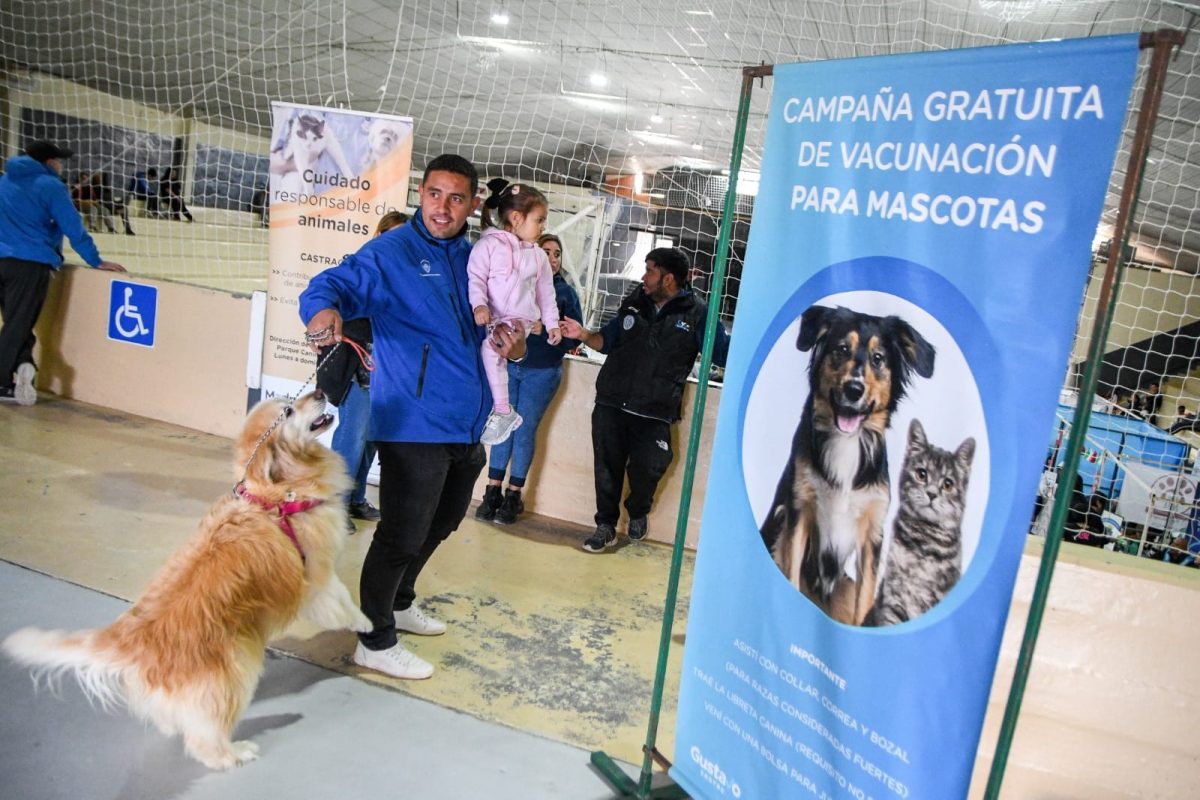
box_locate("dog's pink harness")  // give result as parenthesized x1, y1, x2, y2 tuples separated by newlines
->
(234, 482, 321, 562)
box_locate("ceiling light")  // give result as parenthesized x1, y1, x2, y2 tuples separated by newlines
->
(589, 73, 608, 88)
(564, 95, 623, 113)
(460, 34, 540, 49)
(691, 143, 703, 151)
(629, 129, 684, 146)
(650, 113, 664, 123)
(491, 12, 509, 25)
(736, 170, 761, 197)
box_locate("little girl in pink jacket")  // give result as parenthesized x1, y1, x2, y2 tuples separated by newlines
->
(468, 179, 561, 445)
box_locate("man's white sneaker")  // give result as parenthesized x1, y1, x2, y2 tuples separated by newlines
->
(353, 641, 433, 680)
(480, 408, 522, 446)
(394, 605, 447, 636)
(13, 363, 36, 406)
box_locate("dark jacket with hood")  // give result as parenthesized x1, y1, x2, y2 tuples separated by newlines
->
(594, 287, 730, 423)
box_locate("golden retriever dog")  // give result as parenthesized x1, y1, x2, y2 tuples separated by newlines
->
(759, 305, 935, 625)
(2, 392, 371, 769)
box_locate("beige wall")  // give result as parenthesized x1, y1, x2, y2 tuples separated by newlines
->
(475, 356, 720, 547)
(1073, 263, 1200, 363)
(972, 540, 1198, 798)
(33, 266, 251, 439)
(28, 266, 716, 541)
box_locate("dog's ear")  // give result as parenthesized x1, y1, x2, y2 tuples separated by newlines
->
(888, 317, 936, 379)
(243, 438, 274, 485)
(797, 305, 835, 352)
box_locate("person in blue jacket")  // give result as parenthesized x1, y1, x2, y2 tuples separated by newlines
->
(300, 154, 525, 680)
(0, 140, 125, 405)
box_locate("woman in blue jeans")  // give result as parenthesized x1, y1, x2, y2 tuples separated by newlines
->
(476, 233, 582, 524)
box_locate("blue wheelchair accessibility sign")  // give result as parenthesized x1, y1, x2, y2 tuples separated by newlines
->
(108, 280, 157, 347)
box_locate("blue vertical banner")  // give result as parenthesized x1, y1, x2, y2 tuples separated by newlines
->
(672, 36, 1138, 799)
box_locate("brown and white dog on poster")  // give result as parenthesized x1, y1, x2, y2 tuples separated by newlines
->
(759, 305, 935, 624)
(2, 392, 371, 769)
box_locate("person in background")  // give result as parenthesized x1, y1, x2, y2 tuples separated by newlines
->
(1064, 477, 1106, 546)
(126, 169, 154, 210)
(560, 247, 730, 552)
(0, 140, 126, 405)
(142, 168, 162, 217)
(1170, 406, 1198, 435)
(316, 210, 409, 533)
(70, 172, 97, 229)
(1144, 382, 1163, 427)
(91, 171, 135, 235)
(249, 183, 269, 228)
(475, 232, 582, 525)
(301, 155, 525, 680)
(1180, 505, 1200, 567)
(160, 167, 193, 222)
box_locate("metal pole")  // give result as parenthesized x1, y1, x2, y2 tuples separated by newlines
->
(589, 62, 767, 800)
(635, 63, 762, 799)
(983, 28, 1185, 799)
(1140, 494, 1155, 556)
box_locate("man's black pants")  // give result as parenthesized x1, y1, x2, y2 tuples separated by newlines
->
(359, 441, 485, 650)
(0, 258, 51, 390)
(591, 404, 674, 527)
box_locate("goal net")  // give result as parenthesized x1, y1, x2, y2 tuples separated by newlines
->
(2, 1, 1199, 540)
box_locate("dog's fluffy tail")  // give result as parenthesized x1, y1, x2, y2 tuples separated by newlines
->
(3, 627, 127, 710)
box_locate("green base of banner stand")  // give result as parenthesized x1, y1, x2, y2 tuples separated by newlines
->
(590, 751, 688, 798)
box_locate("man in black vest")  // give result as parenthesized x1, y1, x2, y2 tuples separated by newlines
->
(560, 248, 730, 552)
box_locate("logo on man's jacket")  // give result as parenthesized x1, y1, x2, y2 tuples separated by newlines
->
(622, 315, 635, 331)
(674, 319, 692, 332)
(419, 259, 440, 277)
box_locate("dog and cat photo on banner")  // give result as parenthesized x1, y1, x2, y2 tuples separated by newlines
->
(673, 36, 1139, 798)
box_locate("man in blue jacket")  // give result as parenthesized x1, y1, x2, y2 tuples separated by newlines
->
(0, 140, 126, 405)
(301, 154, 524, 680)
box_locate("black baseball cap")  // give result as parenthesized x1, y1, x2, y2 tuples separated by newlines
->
(25, 140, 74, 163)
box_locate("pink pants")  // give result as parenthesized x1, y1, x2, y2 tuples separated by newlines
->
(481, 319, 531, 411)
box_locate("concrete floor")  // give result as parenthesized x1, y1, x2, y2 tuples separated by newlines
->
(0, 561, 626, 800)
(0, 396, 690, 798)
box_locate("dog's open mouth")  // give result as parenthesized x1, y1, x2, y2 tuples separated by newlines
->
(831, 401, 871, 435)
(310, 413, 334, 432)
(835, 413, 864, 434)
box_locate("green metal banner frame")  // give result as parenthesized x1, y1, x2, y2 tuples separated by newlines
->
(591, 29, 1183, 800)
(589, 63, 764, 800)
(982, 27, 1185, 799)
